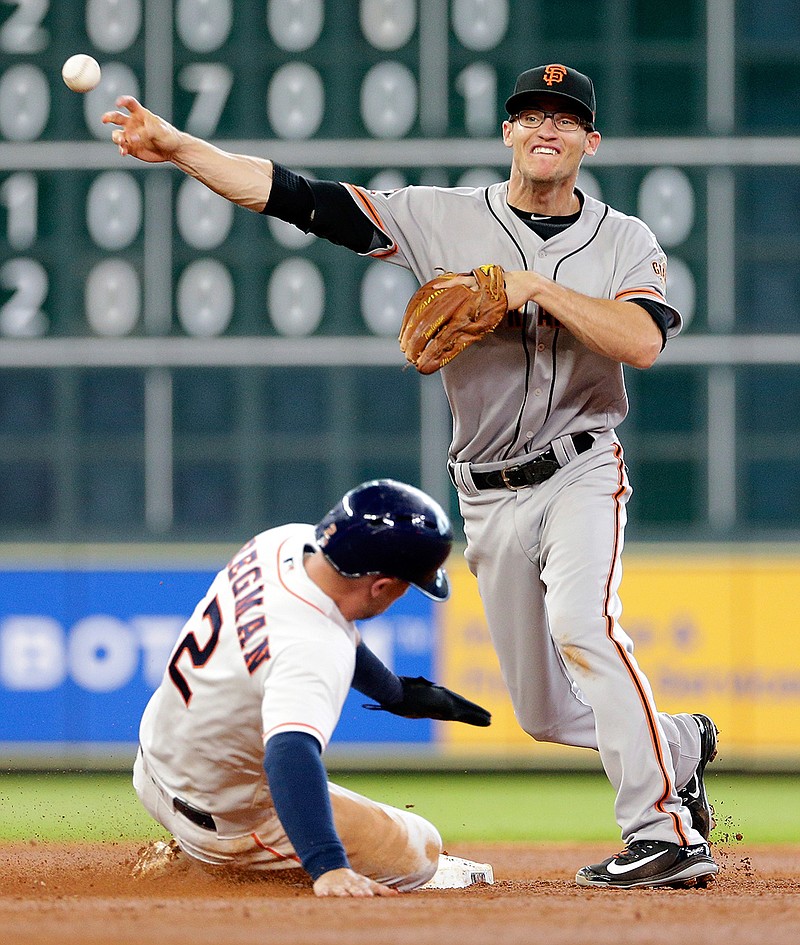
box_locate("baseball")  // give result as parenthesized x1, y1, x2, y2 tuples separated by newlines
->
(62, 54, 101, 93)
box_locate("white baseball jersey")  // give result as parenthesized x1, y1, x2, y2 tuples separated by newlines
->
(346, 183, 680, 463)
(139, 525, 358, 837)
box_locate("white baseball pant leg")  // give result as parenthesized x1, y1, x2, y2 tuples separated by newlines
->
(458, 434, 704, 845)
(133, 750, 440, 890)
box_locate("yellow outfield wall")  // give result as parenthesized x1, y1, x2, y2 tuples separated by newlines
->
(437, 546, 800, 768)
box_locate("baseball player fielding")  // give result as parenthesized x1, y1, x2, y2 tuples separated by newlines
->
(103, 61, 720, 891)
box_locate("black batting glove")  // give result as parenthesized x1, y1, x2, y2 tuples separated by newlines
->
(364, 676, 491, 727)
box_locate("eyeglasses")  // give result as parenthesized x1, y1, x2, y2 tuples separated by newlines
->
(511, 110, 588, 132)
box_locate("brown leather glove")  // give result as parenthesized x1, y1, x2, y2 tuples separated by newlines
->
(398, 264, 508, 374)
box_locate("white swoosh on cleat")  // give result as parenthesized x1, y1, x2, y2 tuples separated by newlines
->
(606, 850, 670, 875)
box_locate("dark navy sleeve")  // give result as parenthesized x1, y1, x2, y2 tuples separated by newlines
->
(352, 641, 403, 705)
(263, 731, 349, 881)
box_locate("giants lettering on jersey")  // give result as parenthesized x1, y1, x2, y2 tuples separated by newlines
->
(227, 539, 270, 674)
(504, 306, 560, 330)
(506, 309, 526, 330)
(537, 305, 561, 329)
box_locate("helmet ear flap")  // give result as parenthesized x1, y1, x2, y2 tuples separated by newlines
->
(315, 479, 453, 600)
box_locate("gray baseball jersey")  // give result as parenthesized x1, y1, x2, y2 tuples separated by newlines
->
(334, 180, 706, 851)
(345, 182, 680, 464)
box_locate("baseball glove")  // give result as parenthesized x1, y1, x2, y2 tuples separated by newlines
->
(364, 676, 491, 727)
(398, 264, 508, 374)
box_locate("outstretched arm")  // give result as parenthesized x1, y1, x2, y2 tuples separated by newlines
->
(264, 731, 397, 898)
(353, 642, 491, 726)
(101, 96, 391, 253)
(101, 96, 275, 211)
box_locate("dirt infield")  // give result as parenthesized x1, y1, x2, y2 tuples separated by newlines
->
(1, 841, 797, 945)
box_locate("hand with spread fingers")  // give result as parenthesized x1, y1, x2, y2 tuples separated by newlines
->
(101, 95, 183, 162)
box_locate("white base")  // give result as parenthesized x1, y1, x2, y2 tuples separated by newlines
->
(419, 854, 495, 889)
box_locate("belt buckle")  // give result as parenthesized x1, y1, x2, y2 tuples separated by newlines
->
(500, 465, 526, 490)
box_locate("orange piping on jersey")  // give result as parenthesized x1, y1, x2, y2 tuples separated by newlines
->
(615, 287, 666, 303)
(263, 720, 328, 748)
(276, 537, 327, 616)
(343, 184, 399, 259)
(250, 833, 302, 864)
(602, 443, 688, 847)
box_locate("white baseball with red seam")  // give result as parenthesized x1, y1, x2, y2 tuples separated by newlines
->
(62, 54, 101, 93)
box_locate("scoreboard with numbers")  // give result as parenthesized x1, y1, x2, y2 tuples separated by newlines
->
(0, 0, 714, 344)
(0, 0, 520, 342)
(1, 0, 800, 543)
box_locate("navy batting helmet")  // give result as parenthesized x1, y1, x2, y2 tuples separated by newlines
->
(315, 479, 454, 601)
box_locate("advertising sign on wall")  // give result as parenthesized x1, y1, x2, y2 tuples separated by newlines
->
(3, 547, 799, 768)
(0, 563, 437, 763)
(438, 552, 800, 767)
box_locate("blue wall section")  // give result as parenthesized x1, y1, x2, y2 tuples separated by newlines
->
(0, 568, 435, 751)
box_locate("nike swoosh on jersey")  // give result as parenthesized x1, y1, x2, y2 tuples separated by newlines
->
(605, 850, 670, 875)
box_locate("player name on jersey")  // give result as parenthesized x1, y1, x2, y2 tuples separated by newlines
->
(228, 538, 271, 674)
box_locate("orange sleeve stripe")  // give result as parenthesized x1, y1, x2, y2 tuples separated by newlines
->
(370, 244, 400, 259)
(345, 184, 385, 228)
(615, 287, 666, 303)
(343, 184, 399, 258)
(263, 721, 328, 746)
(603, 444, 688, 846)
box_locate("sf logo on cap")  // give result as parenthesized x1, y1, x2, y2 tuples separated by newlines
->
(543, 64, 568, 86)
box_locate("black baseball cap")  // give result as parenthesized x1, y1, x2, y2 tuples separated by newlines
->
(505, 64, 596, 125)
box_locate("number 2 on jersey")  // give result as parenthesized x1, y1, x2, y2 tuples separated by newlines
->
(168, 596, 222, 706)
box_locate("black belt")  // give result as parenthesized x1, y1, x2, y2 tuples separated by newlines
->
(470, 432, 595, 490)
(173, 796, 217, 831)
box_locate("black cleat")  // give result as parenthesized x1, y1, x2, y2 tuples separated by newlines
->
(679, 713, 718, 839)
(576, 839, 718, 889)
